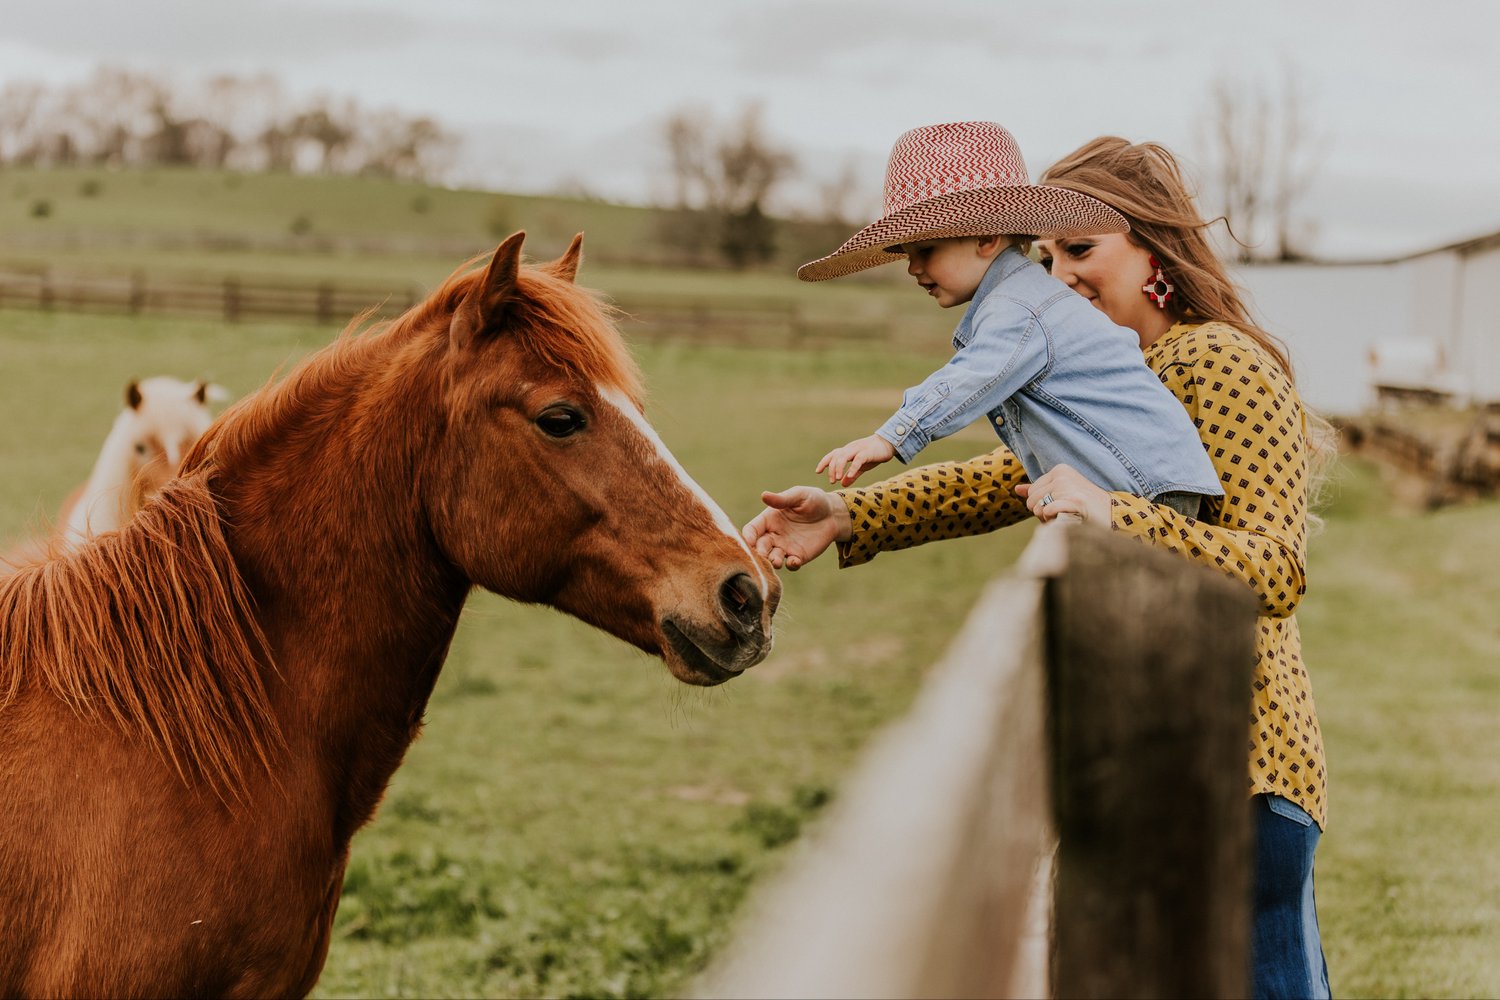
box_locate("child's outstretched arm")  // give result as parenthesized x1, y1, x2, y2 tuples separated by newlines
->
(816, 433, 896, 487)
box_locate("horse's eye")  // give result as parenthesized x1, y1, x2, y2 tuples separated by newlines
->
(133, 443, 148, 455)
(535, 406, 585, 439)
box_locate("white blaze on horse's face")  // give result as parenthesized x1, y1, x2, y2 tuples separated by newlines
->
(597, 385, 771, 602)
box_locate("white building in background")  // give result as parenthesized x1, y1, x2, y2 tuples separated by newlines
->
(1235, 229, 1500, 416)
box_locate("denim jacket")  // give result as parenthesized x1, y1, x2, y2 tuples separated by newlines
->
(875, 247, 1223, 501)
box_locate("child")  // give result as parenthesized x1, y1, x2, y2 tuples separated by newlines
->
(801, 121, 1222, 517)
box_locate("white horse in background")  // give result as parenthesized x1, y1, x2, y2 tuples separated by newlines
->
(58, 376, 228, 548)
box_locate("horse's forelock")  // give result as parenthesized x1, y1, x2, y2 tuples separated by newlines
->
(509, 268, 644, 405)
(413, 253, 645, 405)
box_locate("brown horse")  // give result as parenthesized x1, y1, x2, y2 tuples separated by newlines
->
(0, 232, 780, 998)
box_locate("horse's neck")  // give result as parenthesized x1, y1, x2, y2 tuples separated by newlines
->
(218, 349, 470, 831)
(62, 413, 137, 545)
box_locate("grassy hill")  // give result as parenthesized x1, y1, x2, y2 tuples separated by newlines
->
(0, 165, 948, 343)
(0, 165, 852, 281)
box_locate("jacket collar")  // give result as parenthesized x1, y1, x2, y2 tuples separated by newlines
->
(975, 244, 1030, 302)
(952, 245, 1029, 343)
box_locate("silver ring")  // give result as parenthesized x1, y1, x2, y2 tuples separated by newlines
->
(1041, 493, 1055, 506)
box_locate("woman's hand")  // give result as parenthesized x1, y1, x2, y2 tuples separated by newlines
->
(1016, 464, 1112, 525)
(741, 487, 852, 570)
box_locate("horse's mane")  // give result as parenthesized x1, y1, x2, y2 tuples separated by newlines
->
(0, 475, 281, 804)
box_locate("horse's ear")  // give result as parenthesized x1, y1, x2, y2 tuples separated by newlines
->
(125, 380, 143, 411)
(453, 231, 526, 349)
(551, 232, 584, 283)
(188, 380, 229, 405)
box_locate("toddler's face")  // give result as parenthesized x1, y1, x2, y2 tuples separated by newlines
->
(897, 236, 996, 308)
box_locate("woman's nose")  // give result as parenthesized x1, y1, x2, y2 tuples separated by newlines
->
(906, 256, 920, 276)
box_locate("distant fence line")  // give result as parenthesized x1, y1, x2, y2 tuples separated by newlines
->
(0, 263, 912, 347)
(0, 264, 418, 325)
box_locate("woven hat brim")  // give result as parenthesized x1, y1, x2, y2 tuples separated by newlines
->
(797, 185, 1129, 282)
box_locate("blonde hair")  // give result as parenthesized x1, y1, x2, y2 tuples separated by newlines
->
(1042, 136, 1337, 527)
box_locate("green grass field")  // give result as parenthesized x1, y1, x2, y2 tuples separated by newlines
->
(3, 305, 1499, 998)
(3, 167, 1500, 997)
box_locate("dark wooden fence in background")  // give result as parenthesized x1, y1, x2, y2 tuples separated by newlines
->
(0, 264, 417, 325)
(0, 264, 915, 347)
(698, 523, 1258, 1000)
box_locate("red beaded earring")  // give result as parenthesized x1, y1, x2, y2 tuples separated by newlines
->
(1142, 255, 1174, 309)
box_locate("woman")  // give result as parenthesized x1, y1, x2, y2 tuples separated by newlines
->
(743, 136, 1332, 1000)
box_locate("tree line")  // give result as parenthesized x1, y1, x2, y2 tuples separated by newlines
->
(0, 67, 1323, 266)
(0, 67, 457, 183)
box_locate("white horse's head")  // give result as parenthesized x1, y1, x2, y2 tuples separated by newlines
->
(61, 377, 230, 546)
(120, 377, 229, 503)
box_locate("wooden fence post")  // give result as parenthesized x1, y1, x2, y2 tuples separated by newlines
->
(316, 283, 334, 325)
(694, 523, 1258, 999)
(1045, 525, 1258, 999)
(222, 278, 240, 323)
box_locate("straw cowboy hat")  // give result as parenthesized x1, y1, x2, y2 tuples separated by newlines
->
(797, 121, 1130, 282)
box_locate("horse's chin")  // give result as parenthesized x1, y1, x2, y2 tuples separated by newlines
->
(659, 619, 765, 687)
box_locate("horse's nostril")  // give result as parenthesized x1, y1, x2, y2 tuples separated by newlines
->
(719, 572, 763, 631)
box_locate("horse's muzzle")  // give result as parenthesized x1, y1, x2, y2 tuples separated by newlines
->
(659, 572, 778, 686)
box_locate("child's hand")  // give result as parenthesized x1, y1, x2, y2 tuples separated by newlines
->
(816, 434, 896, 487)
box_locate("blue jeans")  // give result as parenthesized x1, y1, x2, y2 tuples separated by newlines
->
(1253, 794, 1331, 999)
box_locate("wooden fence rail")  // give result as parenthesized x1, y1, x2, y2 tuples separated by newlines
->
(697, 522, 1258, 1000)
(0, 264, 915, 346)
(0, 266, 418, 325)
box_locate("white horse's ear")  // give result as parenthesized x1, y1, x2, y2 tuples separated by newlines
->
(125, 380, 143, 411)
(193, 380, 231, 405)
(452, 231, 525, 350)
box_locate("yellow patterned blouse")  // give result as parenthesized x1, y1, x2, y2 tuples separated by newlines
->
(834, 321, 1327, 828)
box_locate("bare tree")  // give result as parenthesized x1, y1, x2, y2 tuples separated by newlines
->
(1266, 68, 1323, 260)
(664, 107, 715, 212)
(0, 68, 460, 183)
(194, 73, 285, 172)
(0, 81, 45, 164)
(660, 103, 797, 268)
(358, 111, 457, 181)
(1199, 62, 1326, 261)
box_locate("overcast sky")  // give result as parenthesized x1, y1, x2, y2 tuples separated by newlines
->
(2, 0, 1497, 259)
